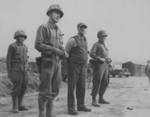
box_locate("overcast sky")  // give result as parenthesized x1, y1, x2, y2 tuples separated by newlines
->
(0, 0, 150, 63)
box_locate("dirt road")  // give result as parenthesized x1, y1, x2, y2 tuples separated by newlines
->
(0, 77, 150, 117)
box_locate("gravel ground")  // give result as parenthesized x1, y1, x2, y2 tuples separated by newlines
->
(0, 76, 150, 117)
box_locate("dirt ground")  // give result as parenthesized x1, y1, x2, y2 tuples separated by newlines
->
(0, 76, 150, 117)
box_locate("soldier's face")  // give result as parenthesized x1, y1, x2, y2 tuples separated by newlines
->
(50, 10, 61, 23)
(16, 36, 25, 43)
(98, 36, 106, 42)
(78, 27, 86, 36)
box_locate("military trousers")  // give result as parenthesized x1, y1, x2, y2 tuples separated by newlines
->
(67, 62, 87, 111)
(38, 57, 61, 100)
(11, 70, 28, 97)
(91, 62, 109, 98)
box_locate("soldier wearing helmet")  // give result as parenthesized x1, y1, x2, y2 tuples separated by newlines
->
(35, 4, 67, 117)
(90, 30, 111, 107)
(6, 30, 29, 113)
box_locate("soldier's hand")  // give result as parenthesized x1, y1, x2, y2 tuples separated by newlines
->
(61, 50, 69, 58)
(98, 57, 105, 63)
(64, 51, 69, 58)
(54, 48, 64, 56)
(106, 58, 112, 64)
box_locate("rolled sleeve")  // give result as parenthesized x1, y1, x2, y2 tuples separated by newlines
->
(35, 25, 55, 53)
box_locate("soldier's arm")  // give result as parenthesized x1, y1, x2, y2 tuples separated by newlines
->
(34, 25, 55, 53)
(65, 38, 76, 55)
(90, 43, 99, 60)
(6, 45, 13, 77)
(90, 43, 105, 62)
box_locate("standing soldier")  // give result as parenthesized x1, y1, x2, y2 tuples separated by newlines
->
(6, 30, 29, 113)
(65, 23, 91, 115)
(35, 4, 67, 117)
(145, 60, 150, 85)
(90, 30, 111, 107)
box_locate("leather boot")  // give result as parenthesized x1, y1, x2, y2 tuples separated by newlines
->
(92, 97, 100, 107)
(12, 96, 19, 113)
(46, 99, 56, 117)
(78, 105, 91, 112)
(38, 97, 47, 117)
(18, 95, 28, 111)
(99, 96, 110, 104)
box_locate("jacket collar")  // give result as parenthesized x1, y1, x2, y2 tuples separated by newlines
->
(77, 34, 86, 40)
(47, 20, 58, 29)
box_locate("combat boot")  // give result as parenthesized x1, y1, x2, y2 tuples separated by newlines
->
(92, 97, 100, 107)
(46, 99, 56, 117)
(38, 97, 47, 117)
(12, 96, 19, 113)
(99, 96, 110, 104)
(18, 95, 28, 111)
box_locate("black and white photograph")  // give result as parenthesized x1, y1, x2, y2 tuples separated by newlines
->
(0, 0, 150, 117)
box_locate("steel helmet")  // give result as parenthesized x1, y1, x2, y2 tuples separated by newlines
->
(97, 30, 107, 38)
(14, 30, 27, 39)
(46, 4, 64, 18)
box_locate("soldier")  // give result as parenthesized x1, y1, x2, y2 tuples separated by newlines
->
(145, 60, 150, 85)
(90, 30, 111, 107)
(65, 23, 91, 115)
(6, 30, 29, 113)
(35, 4, 67, 117)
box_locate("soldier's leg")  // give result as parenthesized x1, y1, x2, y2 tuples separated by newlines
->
(91, 64, 105, 107)
(51, 63, 62, 97)
(76, 65, 91, 111)
(91, 64, 105, 98)
(11, 71, 22, 113)
(18, 71, 28, 111)
(38, 59, 55, 117)
(99, 64, 109, 104)
(38, 96, 48, 117)
(91, 70, 101, 98)
(76, 65, 86, 108)
(46, 98, 55, 117)
(68, 63, 79, 115)
(45, 63, 61, 117)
